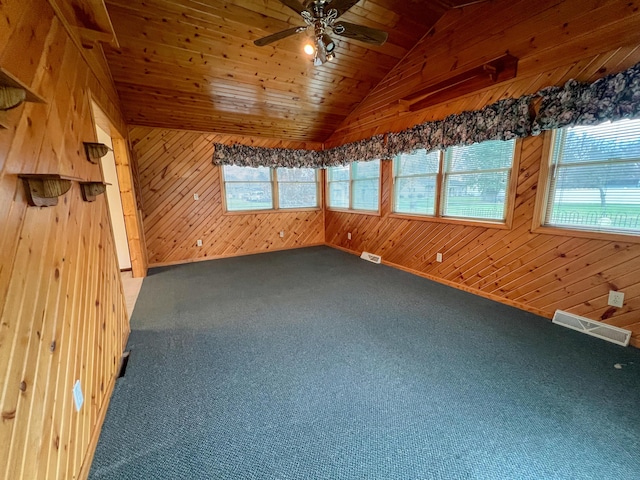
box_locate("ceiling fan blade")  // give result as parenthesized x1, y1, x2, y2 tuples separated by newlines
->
(332, 21, 388, 45)
(254, 26, 306, 46)
(279, 0, 307, 14)
(327, 0, 361, 17)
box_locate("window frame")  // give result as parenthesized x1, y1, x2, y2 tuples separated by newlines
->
(390, 139, 521, 229)
(220, 165, 321, 214)
(392, 149, 441, 217)
(532, 130, 640, 243)
(326, 160, 382, 215)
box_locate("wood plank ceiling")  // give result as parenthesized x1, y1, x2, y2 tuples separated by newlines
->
(103, 0, 482, 142)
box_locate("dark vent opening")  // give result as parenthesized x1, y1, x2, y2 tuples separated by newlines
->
(118, 351, 131, 378)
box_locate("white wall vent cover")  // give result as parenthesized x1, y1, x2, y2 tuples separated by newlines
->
(552, 310, 631, 347)
(360, 251, 382, 264)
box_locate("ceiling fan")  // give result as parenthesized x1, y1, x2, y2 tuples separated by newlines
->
(253, 0, 389, 65)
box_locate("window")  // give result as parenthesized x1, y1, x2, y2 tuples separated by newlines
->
(394, 150, 440, 216)
(442, 140, 515, 221)
(392, 139, 516, 222)
(222, 165, 319, 212)
(277, 167, 318, 209)
(542, 118, 640, 235)
(327, 160, 380, 212)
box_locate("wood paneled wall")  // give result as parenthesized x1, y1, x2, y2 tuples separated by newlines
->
(325, 0, 640, 146)
(324, 1, 640, 347)
(130, 127, 325, 266)
(1, 1, 130, 479)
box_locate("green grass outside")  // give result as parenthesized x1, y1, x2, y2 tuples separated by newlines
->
(227, 199, 272, 211)
(396, 198, 640, 229)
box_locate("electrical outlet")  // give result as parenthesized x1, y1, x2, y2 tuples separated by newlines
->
(348, 232, 352, 240)
(279, 231, 284, 238)
(608, 290, 624, 308)
(436, 252, 443, 262)
(196, 239, 203, 247)
(193, 193, 199, 200)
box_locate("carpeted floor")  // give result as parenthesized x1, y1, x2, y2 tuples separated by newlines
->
(89, 246, 640, 479)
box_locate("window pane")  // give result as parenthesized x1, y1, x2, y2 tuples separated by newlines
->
(279, 183, 318, 208)
(352, 159, 380, 179)
(442, 171, 508, 220)
(223, 165, 271, 182)
(545, 120, 640, 234)
(395, 176, 437, 215)
(329, 182, 349, 208)
(353, 179, 379, 211)
(277, 167, 317, 182)
(442, 139, 514, 221)
(395, 150, 439, 176)
(553, 119, 640, 164)
(225, 182, 273, 211)
(328, 165, 349, 181)
(547, 164, 640, 232)
(394, 150, 439, 215)
(446, 140, 515, 172)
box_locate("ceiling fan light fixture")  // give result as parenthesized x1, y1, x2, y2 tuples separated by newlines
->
(253, 0, 389, 66)
(321, 33, 335, 53)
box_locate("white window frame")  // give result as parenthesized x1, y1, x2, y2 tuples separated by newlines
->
(326, 160, 381, 214)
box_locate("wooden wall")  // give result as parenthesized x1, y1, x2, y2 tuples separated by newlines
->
(324, 0, 640, 347)
(326, 0, 640, 145)
(0, 1, 130, 479)
(130, 127, 325, 266)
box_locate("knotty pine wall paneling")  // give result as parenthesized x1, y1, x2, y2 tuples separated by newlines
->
(1, 0, 130, 478)
(131, 127, 325, 266)
(324, 1, 640, 347)
(325, 0, 640, 145)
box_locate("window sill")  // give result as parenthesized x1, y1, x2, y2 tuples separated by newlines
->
(326, 207, 381, 217)
(389, 212, 509, 229)
(223, 207, 321, 215)
(532, 224, 640, 243)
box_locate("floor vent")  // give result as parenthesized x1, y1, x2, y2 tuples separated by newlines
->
(360, 251, 381, 264)
(118, 351, 131, 378)
(552, 310, 631, 347)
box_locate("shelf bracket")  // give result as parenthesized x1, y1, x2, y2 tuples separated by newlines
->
(0, 68, 47, 129)
(79, 181, 108, 202)
(18, 174, 80, 207)
(83, 142, 110, 164)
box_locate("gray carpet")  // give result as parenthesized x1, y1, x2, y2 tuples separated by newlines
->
(89, 246, 640, 479)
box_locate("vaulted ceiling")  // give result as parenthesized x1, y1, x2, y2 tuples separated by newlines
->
(101, 0, 485, 143)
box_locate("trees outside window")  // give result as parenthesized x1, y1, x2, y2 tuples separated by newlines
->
(393, 139, 516, 222)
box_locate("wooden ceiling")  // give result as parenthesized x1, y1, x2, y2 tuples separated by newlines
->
(102, 0, 483, 143)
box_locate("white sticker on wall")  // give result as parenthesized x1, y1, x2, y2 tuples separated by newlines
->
(73, 380, 84, 412)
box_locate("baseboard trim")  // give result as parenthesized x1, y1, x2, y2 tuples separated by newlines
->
(77, 328, 130, 480)
(76, 374, 116, 480)
(325, 243, 552, 320)
(148, 243, 325, 269)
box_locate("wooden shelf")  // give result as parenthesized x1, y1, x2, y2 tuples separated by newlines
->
(19, 174, 81, 207)
(400, 54, 518, 112)
(0, 68, 47, 129)
(79, 181, 108, 202)
(47, 0, 119, 49)
(83, 142, 110, 164)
